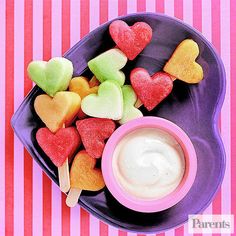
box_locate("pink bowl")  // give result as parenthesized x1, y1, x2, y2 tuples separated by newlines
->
(102, 116, 197, 213)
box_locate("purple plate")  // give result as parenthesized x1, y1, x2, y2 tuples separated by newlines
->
(11, 13, 226, 233)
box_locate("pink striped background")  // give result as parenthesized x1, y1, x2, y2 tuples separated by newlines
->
(0, 0, 234, 235)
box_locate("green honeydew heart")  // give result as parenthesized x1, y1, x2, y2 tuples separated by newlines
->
(119, 85, 143, 124)
(88, 48, 127, 86)
(81, 80, 123, 120)
(27, 57, 73, 97)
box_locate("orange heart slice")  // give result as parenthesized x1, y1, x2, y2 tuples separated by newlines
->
(34, 91, 81, 133)
(69, 76, 99, 99)
(70, 150, 105, 191)
(164, 39, 203, 83)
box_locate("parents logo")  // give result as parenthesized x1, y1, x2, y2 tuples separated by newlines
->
(188, 214, 234, 234)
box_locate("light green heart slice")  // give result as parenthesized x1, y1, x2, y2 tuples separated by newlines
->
(27, 57, 73, 97)
(119, 85, 143, 124)
(88, 48, 127, 86)
(81, 80, 123, 120)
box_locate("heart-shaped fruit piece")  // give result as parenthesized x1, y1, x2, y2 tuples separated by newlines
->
(81, 80, 123, 120)
(109, 20, 152, 60)
(27, 57, 73, 97)
(34, 91, 81, 132)
(76, 118, 116, 158)
(69, 76, 98, 99)
(36, 127, 81, 167)
(70, 150, 105, 191)
(163, 39, 203, 83)
(69, 76, 99, 119)
(119, 85, 143, 124)
(130, 68, 173, 111)
(88, 48, 127, 86)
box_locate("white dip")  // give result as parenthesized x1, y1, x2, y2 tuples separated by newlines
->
(112, 128, 185, 200)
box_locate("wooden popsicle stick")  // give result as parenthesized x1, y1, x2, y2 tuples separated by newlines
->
(58, 123, 70, 193)
(66, 188, 82, 207)
(58, 159, 70, 193)
(89, 76, 100, 87)
(134, 98, 143, 108)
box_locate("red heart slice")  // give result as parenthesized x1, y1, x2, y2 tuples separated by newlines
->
(130, 68, 173, 111)
(109, 20, 152, 60)
(36, 127, 81, 167)
(76, 118, 116, 159)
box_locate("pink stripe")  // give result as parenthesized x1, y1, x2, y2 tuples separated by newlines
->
(202, 0, 212, 42)
(90, 0, 100, 31)
(32, 0, 43, 236)
(174, 0, 183, 19)
(164, 2, 175, 235)
(70, 0, 80, 47)
(107, 2, 119, 235)
(193, 0, 202, 32)
(211, 0, 221, 53)
(156, 0, 164, 13)
(201, 0, 213, 226)
(89, 3, 100, 235)
(164, 0, 174, 16)
(0, 0, 6, 234)
(70, 1, 82, 233)
(204, 205, 213, 214)
(51, 1, 62, 235)
(137, 0, 146, 12)
(183, 0, 192, 25)
(184, 223, 192, 236)
(33, 0, 43, 60)
(108, 226, 119, 236)
(90, 215, 99, 236)
(52, 184, 62, 236)
(127, 0, 137, 13)
(127, 232, 137, 236)
(13, 1, 24, 235)
(108, 0, 118, 20)
(33, 163, 43, 236)
(211, 2, 222, 233)
(70, 206, 80, 236)
(146, 0, 155, 12)
(164, 230, 175, 236)
(52, 0, 62, 57)
(220, 0, 231, 223)
(230, 0, 236, 231)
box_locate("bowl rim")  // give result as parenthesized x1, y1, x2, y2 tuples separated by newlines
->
(102, 116, 197, 212)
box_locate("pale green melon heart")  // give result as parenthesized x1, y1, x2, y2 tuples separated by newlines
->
(27, 57, 73, 97)
(119, 85, 143, 124)
(88, 48, 127, 86)
(81, 80, 123, 120)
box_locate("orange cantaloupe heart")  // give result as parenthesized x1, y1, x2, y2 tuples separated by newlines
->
(69, 76, 99, 99)
(70, 150, 105, 191)
(164, 39, 203, 84)
(34, 91, 81, 133)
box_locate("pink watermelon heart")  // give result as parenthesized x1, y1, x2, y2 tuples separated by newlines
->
(130, 68, 173, 111)
(76, 118, 116, 159)
(109, 20, 152, 60)
(36, 127, 81, 167)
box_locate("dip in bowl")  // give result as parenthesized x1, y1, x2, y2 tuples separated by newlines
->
(102, 116, 197, 212)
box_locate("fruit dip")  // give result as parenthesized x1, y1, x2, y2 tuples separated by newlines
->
(112, 128, 185, 200)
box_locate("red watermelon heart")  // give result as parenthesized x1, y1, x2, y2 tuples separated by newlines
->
(130, 68, 173, 111)
(76, 118, 116, 159)
(36, 127, 81, 167)
(109, 20, 152, 60)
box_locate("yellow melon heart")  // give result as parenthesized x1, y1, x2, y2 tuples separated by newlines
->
(34, 91, 81, 133)
(70, 150, 105, 191)
(164, 39, 203, 84)
(69, 76, 98, 99)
